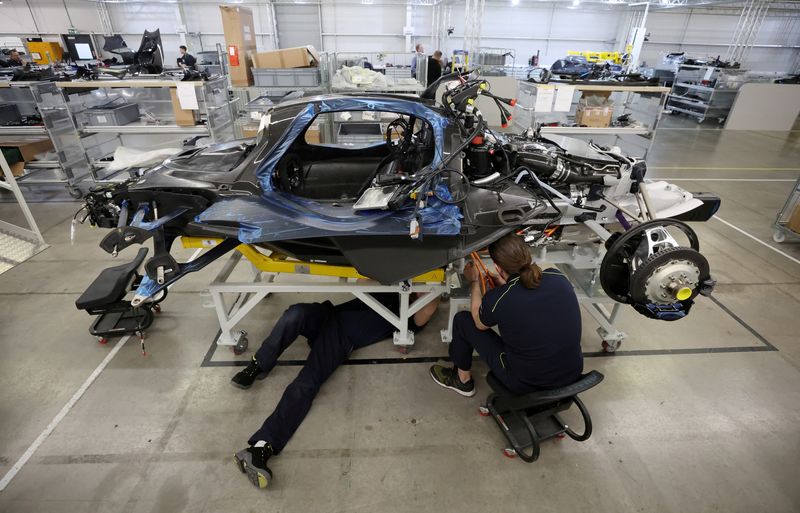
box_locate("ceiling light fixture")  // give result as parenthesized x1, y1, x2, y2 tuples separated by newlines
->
(511, 0, 520, 6)
(572, 0, 580, 6)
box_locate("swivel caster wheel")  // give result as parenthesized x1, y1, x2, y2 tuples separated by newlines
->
(773, 230, 786, 243)
(67, 187, 83, 199)
(232, 331, 248, 355)
(601, 340, 621, 353)
(397, 345, 411, 355)
(478, 406, 490, 417)
(555, 433, 566, 440)
(96, 336, 108, 345)
(503, 448, 517, 459)
(153, 304, 162, 314)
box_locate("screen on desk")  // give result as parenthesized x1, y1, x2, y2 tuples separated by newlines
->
(75, 43, 93, 60)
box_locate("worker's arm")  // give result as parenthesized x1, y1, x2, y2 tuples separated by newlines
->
(469, 281, 491, 331)
(412, 294, 441, 327)
(464, 262, 491, 331)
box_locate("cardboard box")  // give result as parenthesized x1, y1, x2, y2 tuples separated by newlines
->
(0, 137, 54, 162)
(305, 126, 320, 144)
(788, 204, 800, 234)
(1, 137, 54, 177)
(170, 89, 198, 127)
(575, 101, 613, 128)
(252, 46, 320, 69)
(220, 5, 258, 87)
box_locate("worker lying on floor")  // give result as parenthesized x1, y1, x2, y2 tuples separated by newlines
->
(430, 233, 583, 396)
(232, 292, 440, 489)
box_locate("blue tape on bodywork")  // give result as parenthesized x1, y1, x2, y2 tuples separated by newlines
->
(255, 97, 450, 192)
(195, 96, 460, 243)
(195, 182, 462, 242)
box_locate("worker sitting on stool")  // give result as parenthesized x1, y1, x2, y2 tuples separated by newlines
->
(232, 292, 440, 489)
(177, 45, 196, 70)
(430, 233, 583, 396)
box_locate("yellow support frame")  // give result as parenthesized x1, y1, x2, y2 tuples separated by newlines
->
(180, 237, 446, 283)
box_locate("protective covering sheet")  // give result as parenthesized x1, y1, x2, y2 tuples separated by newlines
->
(106, 146, 181, 172)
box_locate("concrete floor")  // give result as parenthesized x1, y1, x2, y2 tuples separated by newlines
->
(1, 128, 799, 513)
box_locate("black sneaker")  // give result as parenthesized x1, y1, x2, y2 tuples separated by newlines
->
(430, 364, 476, 397)
(234, 444, 274, 489)
(231, 356, 269, 389)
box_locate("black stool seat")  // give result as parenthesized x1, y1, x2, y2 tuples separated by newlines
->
(76, 248, 148, 311)
(487, 370, 604, 409)
(482, 370, 604, 463)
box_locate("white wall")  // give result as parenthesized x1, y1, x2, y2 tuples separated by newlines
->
(0, 0, 797, 72)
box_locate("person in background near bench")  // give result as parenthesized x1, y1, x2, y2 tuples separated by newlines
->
(1, 50, 25, 67)
(430, 233, 583, 397)
(177, 46, 196, 70)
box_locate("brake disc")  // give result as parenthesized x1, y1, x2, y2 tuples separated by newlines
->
(600, 219, 701, 304)
(630, 246, 709, 305)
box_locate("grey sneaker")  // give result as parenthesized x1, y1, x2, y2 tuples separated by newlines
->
(430, 364, 476, 397)
(234, 445, 273, 489)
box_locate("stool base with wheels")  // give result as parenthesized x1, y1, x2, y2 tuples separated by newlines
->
(480, 370, 604, 462)
(75, 248, 165, 348)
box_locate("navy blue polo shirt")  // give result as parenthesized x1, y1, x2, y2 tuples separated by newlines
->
(334, 293, 424, 349)
(478, 269, 583, 389)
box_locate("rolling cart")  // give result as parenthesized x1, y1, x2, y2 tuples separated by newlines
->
(772, 176, 800, 244)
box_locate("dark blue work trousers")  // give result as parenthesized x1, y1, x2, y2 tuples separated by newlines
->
(449, 310, 533, 395)
(249, 302, 351, 454)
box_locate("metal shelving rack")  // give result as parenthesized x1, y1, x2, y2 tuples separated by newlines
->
(0, 150, 47, 275)
(30, 77, 235, 196)
(665, 65, 747, 124)
(0, 81, 62, 191)
(772, 176, 800, 244)
(513, 81, 670, 159)
(473, 47, 516, 77)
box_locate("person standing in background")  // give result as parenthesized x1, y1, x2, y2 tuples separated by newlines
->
(426, 51, 443, 85)
(411, 43, 424, 78)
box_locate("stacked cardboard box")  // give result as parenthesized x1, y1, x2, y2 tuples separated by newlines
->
(252, 46, 320, 69)
(575, 92, 614, 128)
(220, 5, 258, 87)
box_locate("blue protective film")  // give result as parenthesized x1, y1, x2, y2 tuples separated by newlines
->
(254, 96, 450, 192)
(194, 96, 461, 243)
(195, 183, 462, 243)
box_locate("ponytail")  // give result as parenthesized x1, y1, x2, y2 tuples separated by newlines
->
(519, 263, 542, 289)
(489, 233, 542, 289)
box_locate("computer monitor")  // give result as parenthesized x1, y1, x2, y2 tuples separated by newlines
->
(62, 34, 96, 62)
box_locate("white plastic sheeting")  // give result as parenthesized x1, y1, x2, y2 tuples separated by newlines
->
(106, 146, 182, 172)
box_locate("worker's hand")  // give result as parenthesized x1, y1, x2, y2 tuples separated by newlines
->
(488, 271, 506, 287)
(463, 261, 479, 283)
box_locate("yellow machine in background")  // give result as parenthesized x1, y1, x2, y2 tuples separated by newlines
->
(26, 41, 64, 64)
(567, 50, 623, 64)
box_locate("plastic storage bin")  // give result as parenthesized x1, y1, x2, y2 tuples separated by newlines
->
(85, 103, 141, 127)
(252, 68, 322, 87)
(0, 103, 22, 125)
(337, 122, 383, 146)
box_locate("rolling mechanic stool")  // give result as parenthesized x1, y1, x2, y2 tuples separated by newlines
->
(75, 247, 165, 349)
(479, 370, 604, 462)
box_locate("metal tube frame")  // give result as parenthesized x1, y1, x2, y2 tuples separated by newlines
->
(207, 250, 451, 348)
